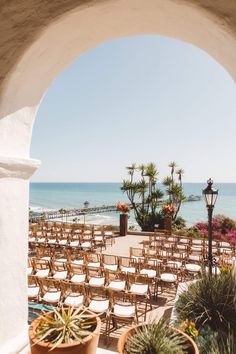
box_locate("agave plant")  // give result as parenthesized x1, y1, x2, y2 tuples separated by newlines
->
(33, 306, 97, 350)
(124, 318, 188, 354)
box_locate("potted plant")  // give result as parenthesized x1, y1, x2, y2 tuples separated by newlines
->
(29, 306, 101, 354)
(117, 202, 129, 236)
(118, 318, 199, 354)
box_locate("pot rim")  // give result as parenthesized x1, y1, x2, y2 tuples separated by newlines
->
(29, 308, 101, 349)
(117, 323, 199, 354)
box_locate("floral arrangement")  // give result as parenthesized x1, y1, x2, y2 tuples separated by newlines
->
(179, 320, 199, 340)
(162, 204, 176, 216)
(116, 202, 129, 214)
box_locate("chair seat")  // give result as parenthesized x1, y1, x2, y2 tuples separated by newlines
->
(94, 236, 103, 241)
(48, 239, 57, 244)
(108, 280, 126, 290)
(87, 262, 100, 268)
(94, 231, 102, 236)
(35, 269, 50, 278)
(130, 283, 148, 295)
(113, 304, 135, 317)
(53, 271, 67, 280)
(81, 242, 92, 249)
(167, 261, 182, 269)
(71, 259, 84, 265)
(59, 240, 68, 245)
(185, 264, 201, 273)
(70, 241, 80, 247)
(64, 294, 84, 307)
(28, 286, 39, 298)
(71, 274, 86, 283)
(41, 256, 51, 261)
(84, 230, 92, 235)
(120, 266, 136, 274)
(160, 273, 177, 282)
(89, 299, 109, 313)
(89, 277, 105, 286)
(104, 231, 113, 236)
(37, 238, 46, 243)
(43, 291, 61, 303)
(104, 264, 118, 271)
(55, 258, 67, 264)
(140, 269, 156, 278)
(29, 237, 36, 242)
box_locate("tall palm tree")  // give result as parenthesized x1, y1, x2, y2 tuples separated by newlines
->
(168, 161, 177, 185)
(126, 163, 136, 183)
(176, 168, 184, 187)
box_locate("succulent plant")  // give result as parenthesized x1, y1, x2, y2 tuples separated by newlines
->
(33, 306, 97, 351)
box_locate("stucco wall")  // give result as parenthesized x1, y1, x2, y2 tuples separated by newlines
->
(0, 0, 235, 352)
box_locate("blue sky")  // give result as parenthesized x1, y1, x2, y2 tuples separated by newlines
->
(31, 35, 236, 183)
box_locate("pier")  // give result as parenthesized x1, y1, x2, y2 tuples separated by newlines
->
(30, 204, 130, 223)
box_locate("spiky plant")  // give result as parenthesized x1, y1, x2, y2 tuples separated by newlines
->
(33, 306, 97, 351)
(176, 270, 236, 333)
(124, 319, 189, 354)
(196, 326, 236, 354)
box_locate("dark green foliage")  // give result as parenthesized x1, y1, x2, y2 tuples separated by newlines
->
(176, 271, 236, 334)
(196, 326, 236, 354)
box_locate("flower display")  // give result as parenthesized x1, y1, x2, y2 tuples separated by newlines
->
(193, 215, 236, 242)
(116, 202, 129, 214)
(162, 204, 176, 216)
(179, 320, 199, 339)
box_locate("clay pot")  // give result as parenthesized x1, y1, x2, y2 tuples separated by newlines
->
(117, 324, 199, 354)
(29, 309, 101, 354)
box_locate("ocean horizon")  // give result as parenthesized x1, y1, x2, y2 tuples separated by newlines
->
(30, 182, 236, 227)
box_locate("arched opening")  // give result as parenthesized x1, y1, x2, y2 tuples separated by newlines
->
(0, 1, 236, 352)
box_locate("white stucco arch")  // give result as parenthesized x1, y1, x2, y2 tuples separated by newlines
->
(0, 0, 236, 352)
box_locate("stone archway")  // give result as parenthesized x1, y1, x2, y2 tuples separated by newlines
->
(0, 0, 236, 352)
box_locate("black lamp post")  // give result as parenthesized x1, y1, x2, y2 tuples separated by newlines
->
(202, 178, 218, 275)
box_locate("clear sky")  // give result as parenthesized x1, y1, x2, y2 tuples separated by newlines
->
(31, 35, 236, 183)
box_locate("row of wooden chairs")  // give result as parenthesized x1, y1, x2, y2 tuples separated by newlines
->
(30, 223, 114, 238)
(141, 238, 235, 258)
(29, 233, 109, 251)
(28, 276, 152, 327)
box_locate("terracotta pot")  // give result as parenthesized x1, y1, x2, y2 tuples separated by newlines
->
(118, 324, 199, 354)
(29, 309, 101, 354)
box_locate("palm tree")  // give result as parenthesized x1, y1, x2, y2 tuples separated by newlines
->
(176, 168, 184, 187)
(126, 163, 136, 183)
(121, 162, 163, 231)
(168, 161, 177, 186)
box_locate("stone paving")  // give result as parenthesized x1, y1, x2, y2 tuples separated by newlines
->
(96, 233, 176, 353)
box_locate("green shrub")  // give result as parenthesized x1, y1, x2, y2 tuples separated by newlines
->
(196, 326, 236, 354)
(176, 271, 236, 334)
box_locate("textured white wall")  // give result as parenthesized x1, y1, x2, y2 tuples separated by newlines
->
(0, 0, 235, 352)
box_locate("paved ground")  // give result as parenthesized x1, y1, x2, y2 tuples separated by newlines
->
(97, 233, 176, 353)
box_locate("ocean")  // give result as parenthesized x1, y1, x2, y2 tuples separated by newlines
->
(29, 183, 236, 227)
